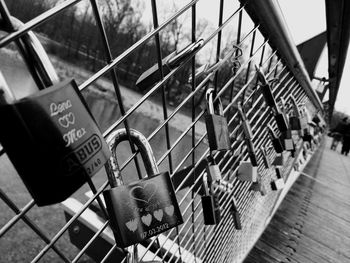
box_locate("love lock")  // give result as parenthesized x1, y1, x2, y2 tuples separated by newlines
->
(273, 151, 289, 166)
(271, 167, 285, 191)
(289, 96, 302, 131)
(281, 130, 295, 152)
(205, 88, 231, 152)
(103, 129, 183, 248)
(237, 161, 258, 182)
(201, 173, 221, 225)
(0, 17, 111, 206)
(249, 176, 267, 196)
(206, 155, 222, 181)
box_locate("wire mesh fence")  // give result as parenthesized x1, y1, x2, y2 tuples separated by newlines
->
(0, 0, 324, 262)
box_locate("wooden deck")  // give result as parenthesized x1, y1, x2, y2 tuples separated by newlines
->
(245, 137, 350, 263)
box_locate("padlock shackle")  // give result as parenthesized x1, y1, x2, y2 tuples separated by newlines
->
(206, 88, 224, 116)
(202, 173, 210, 196)
(0, 16, 59, 90)
(105, 128, 159, 186)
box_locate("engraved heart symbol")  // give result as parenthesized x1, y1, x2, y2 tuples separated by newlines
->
(141, 214, 152, 226)
(129, 182, 158, 204)
(125, 218, 138, 232)
(58, 112, 75, 128)
(164, 205, 174, 216)
(153, 209, 163, 222)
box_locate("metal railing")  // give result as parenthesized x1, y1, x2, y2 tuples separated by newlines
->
(0, 0, 322, 262)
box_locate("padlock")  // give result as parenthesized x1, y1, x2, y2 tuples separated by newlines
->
(281, 130, 295, 151)
(201, 174, 221, 225)
(271, 167, 284, 190)
(260, 146, 271, 169)
(273, 152, 288, 166)
(267, 125, 284, 153)
(237, 161, 258, 182)
(230, 198, 242, 230)
(0, 75, 111, 206)
(250, 176, 267, 196)
(205, 88, 231, 152)
(206, 155, 222, 181)
(103, 129, 183, 248)
(0, 20, 110, 206)
(289, 96, 302, 130)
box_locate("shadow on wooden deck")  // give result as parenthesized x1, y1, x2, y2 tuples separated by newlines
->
(244, 137, 350, 263)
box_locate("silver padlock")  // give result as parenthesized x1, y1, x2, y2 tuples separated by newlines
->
(273, 152, 288, 166)
(206, 155, 222, 181)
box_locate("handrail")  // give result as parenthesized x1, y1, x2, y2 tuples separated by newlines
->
(239, 0, 324, 113)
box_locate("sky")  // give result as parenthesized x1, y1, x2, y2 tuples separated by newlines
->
(278, 0, 350, 115)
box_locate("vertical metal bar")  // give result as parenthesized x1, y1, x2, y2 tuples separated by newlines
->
(150, 0, 173, 173)
(149, 1, 173, 262)
(241, 29, 256, 104)
(213, 0, 225, 94)
(89, 0, 143, 179)
(228, 6, 243, 121)
(191, 2, 197, 261)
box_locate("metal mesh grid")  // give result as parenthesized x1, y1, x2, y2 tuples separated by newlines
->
(0, 0, 319, 262)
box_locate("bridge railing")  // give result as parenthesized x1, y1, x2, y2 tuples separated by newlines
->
(0, 0, 323, 262)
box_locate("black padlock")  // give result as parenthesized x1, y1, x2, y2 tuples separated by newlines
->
(289, 96, 301, 128)
(201, 174, 221, 225)
(0, 78, 111, 206)
(267, 125, 284, 153)
(271, 167, 284, 191)
(230, 198, 242, 230)
(289, 97, 302, 130)
(205, 88, 231, 152)
(103, 129, 183, 248)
